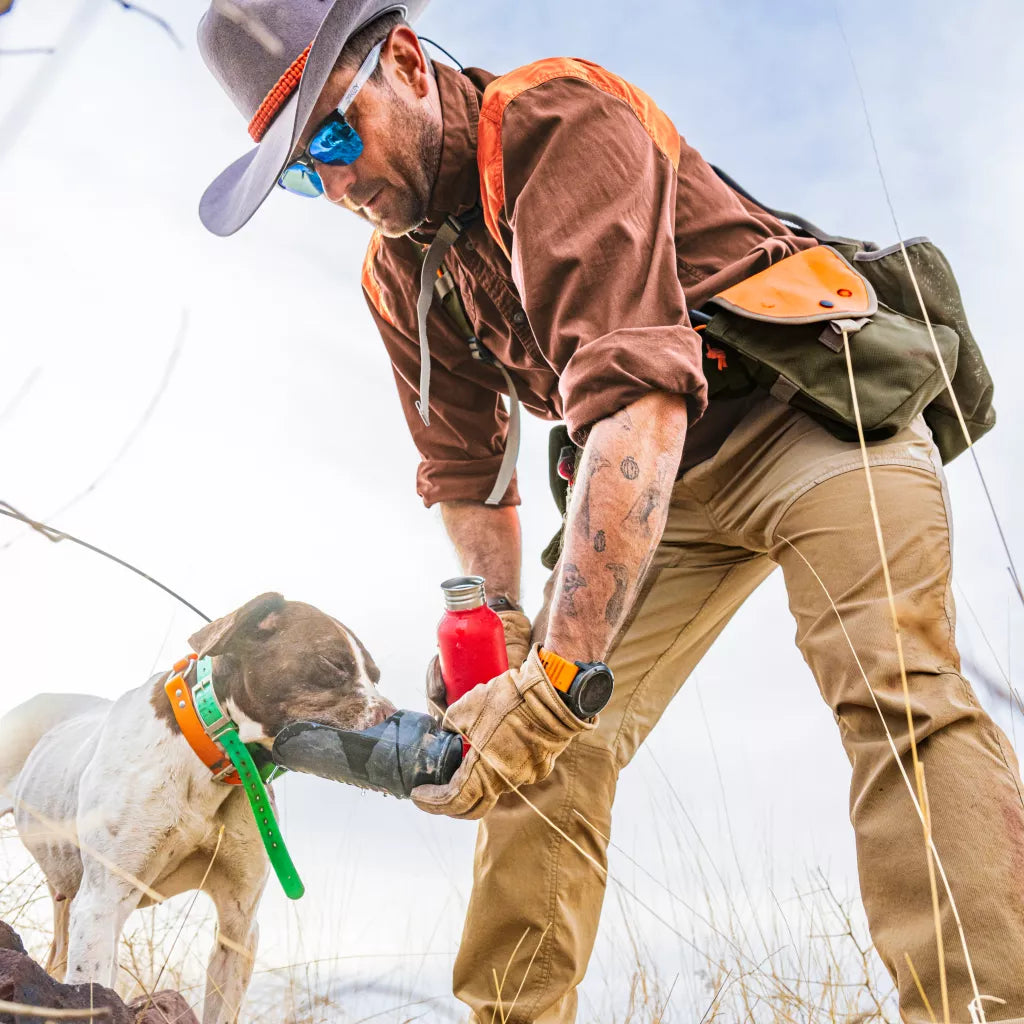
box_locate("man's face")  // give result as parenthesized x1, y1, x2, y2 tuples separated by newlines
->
(293, 27, 443, 237)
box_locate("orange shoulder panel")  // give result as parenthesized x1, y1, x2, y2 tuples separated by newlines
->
(477, 57, 681, 256)
(361, 230, 397, 327)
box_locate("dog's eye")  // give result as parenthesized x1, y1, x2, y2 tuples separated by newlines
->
(318, 653, 355, 678)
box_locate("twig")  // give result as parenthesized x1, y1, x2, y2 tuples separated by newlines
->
(0, 501, 211, 622)
(0, 1001, 110, 1019)
(109, 0, 182, 48)
(1, 309, 187, 553)
(0, 47, 56, 55)
(0, 366, 41, 426)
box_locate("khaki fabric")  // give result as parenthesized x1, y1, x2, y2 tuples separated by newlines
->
(452, 397, 1024, 1023)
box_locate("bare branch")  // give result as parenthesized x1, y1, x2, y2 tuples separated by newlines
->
(110, 0, 183, 49)
(0, 366, 41, 427)
(2, 310, 187, 551)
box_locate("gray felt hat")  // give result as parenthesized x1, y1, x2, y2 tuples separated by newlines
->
(198, 0, 429, 236)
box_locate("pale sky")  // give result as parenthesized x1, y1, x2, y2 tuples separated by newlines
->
(1, 1, 1023, 1019)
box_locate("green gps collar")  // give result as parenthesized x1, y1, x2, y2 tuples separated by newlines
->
(193, 656, 305, 900)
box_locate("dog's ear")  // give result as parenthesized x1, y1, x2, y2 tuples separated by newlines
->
(188, 592, 286, 658)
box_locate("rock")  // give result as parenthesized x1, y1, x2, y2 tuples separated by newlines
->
(0, 922, 198, 1024)
(0, 923, 25, 954)
(128, 990, 199, 1023)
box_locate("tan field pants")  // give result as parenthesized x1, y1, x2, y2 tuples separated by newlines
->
(452, 397, 1024, 1023)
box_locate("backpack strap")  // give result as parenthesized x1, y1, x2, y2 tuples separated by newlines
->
(710, 164, 852, 246)
(414, 211, 520, 506)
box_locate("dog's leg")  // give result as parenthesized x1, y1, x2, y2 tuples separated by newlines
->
(45, 884, 71, 981)
(65, 875, 141, 989)
(201, 864, 267, 1024)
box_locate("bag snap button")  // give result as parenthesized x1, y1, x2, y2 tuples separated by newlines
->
(819, 299, 835, 308)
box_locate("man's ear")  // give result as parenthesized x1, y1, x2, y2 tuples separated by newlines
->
(387, 24, 430, 97)
(188, 592, 286, 658)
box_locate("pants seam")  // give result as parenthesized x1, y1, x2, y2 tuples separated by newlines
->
(517, 740, 579, 1023)
(764, 454, 938, 542)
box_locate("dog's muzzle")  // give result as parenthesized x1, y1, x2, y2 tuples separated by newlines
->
(271, 710, 464, 799)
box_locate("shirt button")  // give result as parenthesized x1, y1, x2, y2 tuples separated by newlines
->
(512, 310, 526, 324)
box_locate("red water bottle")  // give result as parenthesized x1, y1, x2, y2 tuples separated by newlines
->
(437, 576, 508, 707)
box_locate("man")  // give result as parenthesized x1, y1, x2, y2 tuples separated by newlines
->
(197, 2, 1024, 1021)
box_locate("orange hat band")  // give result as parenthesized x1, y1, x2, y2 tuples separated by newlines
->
(248, 43, 312, 143)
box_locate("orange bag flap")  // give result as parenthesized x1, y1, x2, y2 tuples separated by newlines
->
(707, 245, 877, 325)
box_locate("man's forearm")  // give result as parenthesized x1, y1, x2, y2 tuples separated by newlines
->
(439, 500, 522, 603)
(546, 392, 688, 663)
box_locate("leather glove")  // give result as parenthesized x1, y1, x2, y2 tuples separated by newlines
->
(412, 644, 596, 820)
(425, 609, 532, 724)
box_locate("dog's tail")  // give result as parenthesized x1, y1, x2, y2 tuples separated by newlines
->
(0, 694, 106, 816)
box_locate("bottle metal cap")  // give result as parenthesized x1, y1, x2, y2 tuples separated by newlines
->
(441, 575, 486, 611)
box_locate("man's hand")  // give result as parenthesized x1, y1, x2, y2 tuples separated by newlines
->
(546, 392, 688, 663)
(412, 645, 596, 819)
(425, 608, 533, 723)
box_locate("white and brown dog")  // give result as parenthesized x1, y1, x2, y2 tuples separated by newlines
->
(0, 592, 394, 1023)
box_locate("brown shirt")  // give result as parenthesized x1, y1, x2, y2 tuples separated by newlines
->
(362, 59, 815, 507)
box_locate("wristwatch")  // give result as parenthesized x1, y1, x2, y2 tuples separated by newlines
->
(537, 648, 614, 720)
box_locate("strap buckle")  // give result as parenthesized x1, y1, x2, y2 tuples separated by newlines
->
(192, 656, 233, 741)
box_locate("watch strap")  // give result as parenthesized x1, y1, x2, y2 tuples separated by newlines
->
(538, 647, 578, 693)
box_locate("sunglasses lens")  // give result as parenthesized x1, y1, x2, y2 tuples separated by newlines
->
(278, 163, 323, 198)
(309, 118, 364, 166)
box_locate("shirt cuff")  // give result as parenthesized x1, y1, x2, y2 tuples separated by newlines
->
(559, 325, 709, 444)
(416, 455, 522, 508)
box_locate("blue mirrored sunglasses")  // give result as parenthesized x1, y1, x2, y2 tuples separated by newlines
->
(277, 39, 385, 199)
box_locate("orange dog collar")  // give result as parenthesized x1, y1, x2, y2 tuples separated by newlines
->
(164, 654, 240, 784)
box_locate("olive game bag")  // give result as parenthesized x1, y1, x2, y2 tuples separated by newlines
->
(698, 168, 996, 464)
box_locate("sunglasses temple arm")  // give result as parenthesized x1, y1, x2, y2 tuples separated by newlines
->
(338, 38, 385, 114)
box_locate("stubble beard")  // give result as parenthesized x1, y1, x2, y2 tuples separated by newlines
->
(376, 88, 443, 238)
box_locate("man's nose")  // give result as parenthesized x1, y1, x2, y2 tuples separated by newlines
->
(314, 160, 358, 204)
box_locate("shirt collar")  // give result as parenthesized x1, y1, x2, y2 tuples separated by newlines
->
(414, 63, 495, 236)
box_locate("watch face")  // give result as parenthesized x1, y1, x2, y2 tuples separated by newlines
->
(575, 665, 614, 717)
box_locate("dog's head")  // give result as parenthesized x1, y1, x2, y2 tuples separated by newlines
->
(186, 593, 395, 746)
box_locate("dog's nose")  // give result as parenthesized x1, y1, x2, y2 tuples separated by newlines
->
(366, 698, 397, 729)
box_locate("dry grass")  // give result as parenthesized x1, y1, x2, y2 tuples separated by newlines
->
(0, 816, 899, 1023)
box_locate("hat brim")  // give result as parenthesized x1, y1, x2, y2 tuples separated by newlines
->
(199, 0, 430, 237)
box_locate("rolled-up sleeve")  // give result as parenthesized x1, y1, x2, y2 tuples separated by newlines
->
(498, 76, 708, 443)
(361, 233, 520, 508)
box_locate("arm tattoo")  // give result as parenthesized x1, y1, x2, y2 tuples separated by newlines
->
(621, 452, 677, 535)
(619, 456, 640, 480)
(622, 484, 661, 534)
(560, 562, 588, 618)
(593, 530, 606, 552)
(612, 408, 634, 432)
(604, 562, 629, 625)
(577, 454, 610, 537)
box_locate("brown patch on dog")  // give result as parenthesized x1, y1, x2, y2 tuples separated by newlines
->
(149, 672, 181, 736)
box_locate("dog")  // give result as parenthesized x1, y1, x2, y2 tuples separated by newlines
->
(0, 592, 395, 1023)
